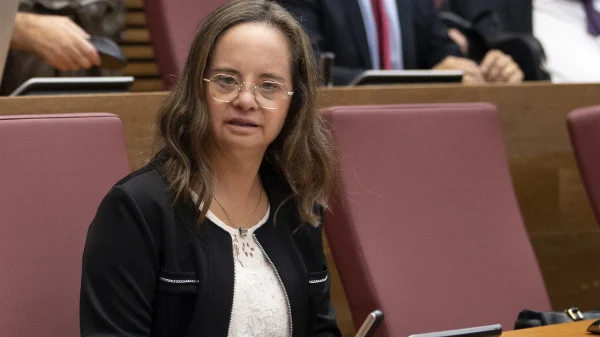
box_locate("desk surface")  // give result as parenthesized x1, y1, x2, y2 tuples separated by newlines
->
(503, 320, 595, 336)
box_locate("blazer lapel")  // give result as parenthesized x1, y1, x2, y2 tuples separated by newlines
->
(396, 0, 416, 69)
(343, 0, 372, 68)
(153, 160, 211, 243)
(255, 196, 308, 337)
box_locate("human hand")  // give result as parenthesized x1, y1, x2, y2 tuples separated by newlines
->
(433, 56, 485, 84)
(447, 28, 469, 56)
(11, 12, 101, 71)
(480, 50, 524, 83)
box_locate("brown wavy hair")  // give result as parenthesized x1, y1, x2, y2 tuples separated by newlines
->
(154, 0, 336, 227)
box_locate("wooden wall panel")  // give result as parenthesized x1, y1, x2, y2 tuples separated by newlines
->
(125, 0, 143, 9)
(120, 0, 163, 92)
(2, 82, 600, 335)
(121, 46, 155, 59)
(125, 12, 147, 26)
(122, 28, 151, 43)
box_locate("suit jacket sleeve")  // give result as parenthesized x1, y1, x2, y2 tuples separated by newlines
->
(313, 265, 342, 337)
(278, 0, 364, 85)
(442, 0, 533, 39)
(80, 186, 159, 336)
(413, 0, 462, 68)
(441, 0, 503, 42)
(311, 206, 342, 337)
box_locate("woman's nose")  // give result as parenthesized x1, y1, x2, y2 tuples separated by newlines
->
(232, 83, 258, 110)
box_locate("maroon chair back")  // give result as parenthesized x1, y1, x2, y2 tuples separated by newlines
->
(0, 113, 130, 336)
(144, 0, 228, 88)
(567, 105, 600, 225)
(322, 103, 550, 337)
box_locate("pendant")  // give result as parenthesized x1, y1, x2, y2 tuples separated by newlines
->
(239, 227, 248, 238)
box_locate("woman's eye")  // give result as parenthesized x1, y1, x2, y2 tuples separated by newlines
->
(217, 76, 238, 86)
(259, 82, 280, 92)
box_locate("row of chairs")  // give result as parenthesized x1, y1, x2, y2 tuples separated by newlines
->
(325, 103, 546, 336)
(324, 103, 600, 336)
(0, 103, 599, 336)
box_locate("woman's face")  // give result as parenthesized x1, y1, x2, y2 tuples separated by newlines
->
(204, 22, 293, 153)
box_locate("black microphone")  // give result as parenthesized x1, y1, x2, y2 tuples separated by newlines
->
(319, 52, 335, 87)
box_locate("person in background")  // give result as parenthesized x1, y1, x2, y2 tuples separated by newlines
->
(0, 0, 125, 95)
(441, 0, 534, 42)
(80, 0, 341, 336)
(442, 0, 600, 83)
(277, 0, 523, 85)
(533, 0, 600, 82)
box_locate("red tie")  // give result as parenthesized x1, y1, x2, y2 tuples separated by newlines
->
(371, 0, 392, 69)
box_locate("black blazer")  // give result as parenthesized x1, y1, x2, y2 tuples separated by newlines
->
(441, 0, 533, 41)
(80, 158, 341, 337)
(278, 0, 462, 84)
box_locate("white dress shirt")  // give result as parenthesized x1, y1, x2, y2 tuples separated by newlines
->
(533, 0, 600, 82)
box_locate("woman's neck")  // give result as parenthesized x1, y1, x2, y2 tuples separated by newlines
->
(209, 148, 264, 203)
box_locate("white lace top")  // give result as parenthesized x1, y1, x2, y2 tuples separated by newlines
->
(205, 207, 291, 337)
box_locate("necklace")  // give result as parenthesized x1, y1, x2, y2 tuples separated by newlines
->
(212, 181, 263, 238)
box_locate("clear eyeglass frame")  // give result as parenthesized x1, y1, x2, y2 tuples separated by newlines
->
(203, 73, 294, 110)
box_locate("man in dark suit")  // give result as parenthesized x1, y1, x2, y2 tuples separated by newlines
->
(278, 0, 523, 85)
(441, 0, 534, 41)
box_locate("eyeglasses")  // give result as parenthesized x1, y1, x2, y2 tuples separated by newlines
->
(203, 73, 294, 110)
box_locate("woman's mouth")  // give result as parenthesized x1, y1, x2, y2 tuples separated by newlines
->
(227, 118, 258, 127)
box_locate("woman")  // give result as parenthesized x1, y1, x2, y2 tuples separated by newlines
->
(79, 0, 340, 336)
